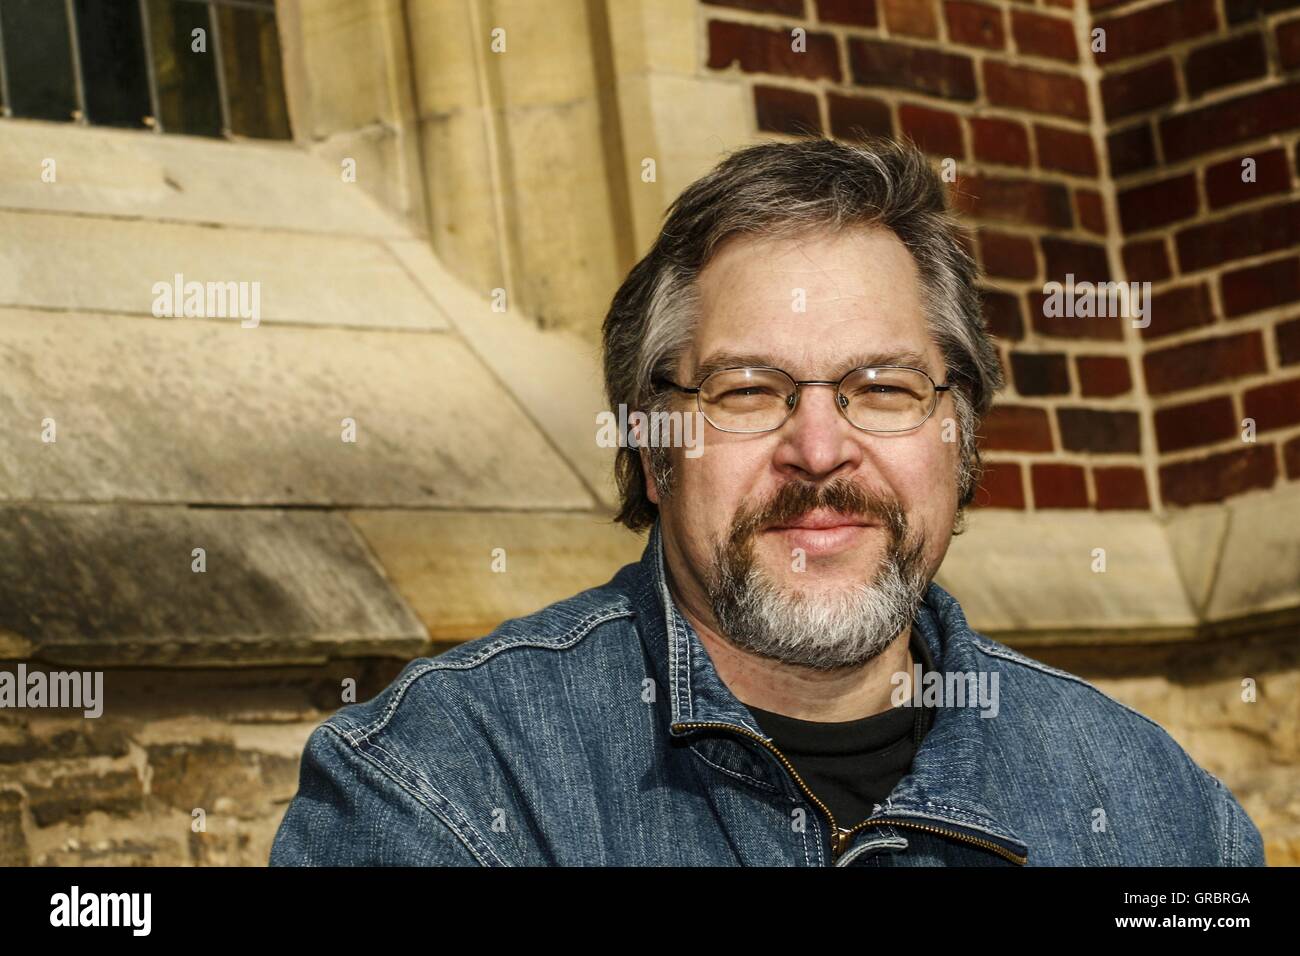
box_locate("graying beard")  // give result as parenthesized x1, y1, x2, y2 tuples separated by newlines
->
(706, 515, 930, 671)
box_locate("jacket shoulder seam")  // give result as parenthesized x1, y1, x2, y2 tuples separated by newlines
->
(318, 723, 502, 866)
(347, 602, 636, 746)
(969, 638, 1181, 739)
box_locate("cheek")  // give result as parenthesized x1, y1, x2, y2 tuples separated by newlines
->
(875, 433, 958, 515)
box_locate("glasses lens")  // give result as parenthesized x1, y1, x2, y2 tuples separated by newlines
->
(839, 367, 935, 431)
(699, 368, 795, 432)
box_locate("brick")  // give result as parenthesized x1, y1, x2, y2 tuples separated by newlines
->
(1159, 445, 1277, 506)
(981, 404, 1054, 451)
(1204, 148, 1291, 211)
(1155, 395, 1237, 452)
(1010, 351, 1071, 395)
(1041, 237, 1110, 282)
(969, 117, 1030, 166)
(828, 92, 893, 140)
(816, 0, 878, 26)
(1094, 465, 1150, 509)
(848, 38, 976, 99)
(1117, 173, 1199, 234)
(1093, 0, 1219, 64)
(1143, 331, 1267, 396)
(1075, 189, 1107, 235)
(1100, 58, 1178, 121)
(709, 21, 842, 80)
(704, 0, 805, 13)
(1141, 282, 1216, 340)
(953, 173, 1073, 228)
(1034, 124, 1098, 176)
(1122, 239, 1171, 283)
(1184, 32, 1268, 98)
(1161, 83, 1300, 163)
(899, 103, 965, 156)
(1057, 407, 1142, 453)
(1244, 376, 1300, 431)
(1175, 201, 1300, 273)
(984, 61, 1089, 119)
(1279, 18, 1300, 69)
(974, 459, 1025, 508)
(754, 85, 822, 136)
(945, 1, 1005, 49)
(1286, 435, 1300, 480)
(1278, 316, 1300, 365)
(1107, 123, 1156, 177)
(1011, 10, 1077, 61)
(979, 230, 1038, 278)
(1227, 0, 1300, 24)
(1220, 256, 1300, 317)
(981, 288, 1025, 339)
(881, 0, 938, 37)
(1076, 355, 1132, 396)
(1028, 290, 1127, 340)
(1031, 463, 1089, 507)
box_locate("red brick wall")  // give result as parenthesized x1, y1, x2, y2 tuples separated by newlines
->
(702, 0, 1300, 512)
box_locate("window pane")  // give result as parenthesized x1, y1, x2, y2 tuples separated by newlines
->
(74, 0, 151, 128)
(216, 3, 289, 140)
(147, 0, 221, 136)
(0, 0, 78, 121)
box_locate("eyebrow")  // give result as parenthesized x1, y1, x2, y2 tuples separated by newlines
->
(693, 349, 934, 382)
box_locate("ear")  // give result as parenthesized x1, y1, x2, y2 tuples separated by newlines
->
(638, 439, 661, 505)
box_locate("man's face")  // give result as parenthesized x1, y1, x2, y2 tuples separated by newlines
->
(644, 225, 961, 670)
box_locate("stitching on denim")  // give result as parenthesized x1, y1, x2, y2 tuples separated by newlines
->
(350, 605, 635, 745)
(1207, 774, 1239, 864)
(882, 806, 1026, 848)
(972, 640, 1187, 742)
(687, 747, 782, 795)
(837, 833, 908, 867)
(358, 735, 506, 867)
(317, 724, 499, 866)
(652, 525, 694, 722)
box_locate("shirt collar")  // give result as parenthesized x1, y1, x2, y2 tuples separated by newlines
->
(630, 517, 1029, 861)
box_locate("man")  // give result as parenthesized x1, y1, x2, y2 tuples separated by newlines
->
(271, 137, 1265, 866)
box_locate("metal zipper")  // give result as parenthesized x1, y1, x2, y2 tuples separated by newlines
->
(672, 719, 1027, 866)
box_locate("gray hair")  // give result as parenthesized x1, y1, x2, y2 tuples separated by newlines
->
(601, 136, 1005, 532)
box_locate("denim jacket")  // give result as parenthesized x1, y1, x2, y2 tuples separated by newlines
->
(271, 519, 1266, 867)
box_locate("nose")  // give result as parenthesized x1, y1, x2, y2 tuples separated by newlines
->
(770, 383, 865, 482)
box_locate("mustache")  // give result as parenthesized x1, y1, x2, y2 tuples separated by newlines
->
(729, 477, 908, 547)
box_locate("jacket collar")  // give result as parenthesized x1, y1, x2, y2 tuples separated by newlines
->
(629, 518, 1029, 862)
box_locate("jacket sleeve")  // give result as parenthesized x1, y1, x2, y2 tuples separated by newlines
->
(1207, 771, 1266, 867)
(270, 723, 487, 866)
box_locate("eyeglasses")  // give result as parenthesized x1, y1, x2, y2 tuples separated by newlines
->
(652, 365, 951, 434)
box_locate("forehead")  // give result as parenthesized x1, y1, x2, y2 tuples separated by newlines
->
(688, 225, 938, 379)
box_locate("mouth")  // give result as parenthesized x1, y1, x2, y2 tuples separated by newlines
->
(762, 509, 880, 556)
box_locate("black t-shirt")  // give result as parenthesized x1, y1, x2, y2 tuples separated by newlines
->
(745, 630, 936, 831)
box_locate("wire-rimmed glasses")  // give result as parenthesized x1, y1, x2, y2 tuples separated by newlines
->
(652, 365, 951, 434)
